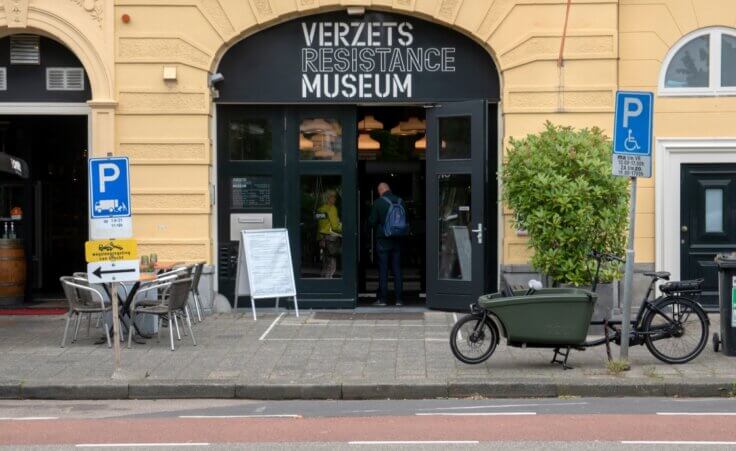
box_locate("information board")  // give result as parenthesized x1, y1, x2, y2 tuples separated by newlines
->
(232, 177, 271, 209)
(234, 228, 299, 320)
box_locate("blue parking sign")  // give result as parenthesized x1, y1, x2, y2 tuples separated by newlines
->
(89, 157, 131, 219)
(613, 91, 653, 178)
(614, 91, 653, 156)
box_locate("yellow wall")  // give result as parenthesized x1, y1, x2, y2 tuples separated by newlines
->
(112, 0, 619, 263)
(2, 0, 731, 270)
(619, 0, 736, 263)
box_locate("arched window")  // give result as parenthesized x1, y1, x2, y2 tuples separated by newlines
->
(660, 27, 736, 96)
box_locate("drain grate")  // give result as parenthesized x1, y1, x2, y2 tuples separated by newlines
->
(312, 312, 424, 321)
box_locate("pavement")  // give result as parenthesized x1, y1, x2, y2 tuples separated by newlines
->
(0, 310, 734, 400)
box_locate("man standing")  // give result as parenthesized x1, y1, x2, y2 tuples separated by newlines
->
(368, 182, 406, 306)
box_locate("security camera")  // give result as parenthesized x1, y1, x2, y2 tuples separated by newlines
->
(209, 73, 224, 86)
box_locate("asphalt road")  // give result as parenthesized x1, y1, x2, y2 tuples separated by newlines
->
(1, 398, 735, 449)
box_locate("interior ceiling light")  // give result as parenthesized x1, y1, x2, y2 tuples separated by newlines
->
(414, 136, 447, 150)
(358, 115, 384, 131)
(400, 117, 425, 132)
(300, 118, 336, 135)
(299, 133, 313, 150)
(358, 133, 380, 151)
(390, 123, 418, 136)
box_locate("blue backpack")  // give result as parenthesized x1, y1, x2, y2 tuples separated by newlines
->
(382, 196, 409, 237)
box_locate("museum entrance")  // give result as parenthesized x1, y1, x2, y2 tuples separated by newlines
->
(215, 9, 500, 311)
(356, 106, 427, 306)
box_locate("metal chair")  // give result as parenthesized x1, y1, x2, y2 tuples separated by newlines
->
(59, 276, 116, 348)
(190, 262, 206, 322)
(128, 277, 196, 351)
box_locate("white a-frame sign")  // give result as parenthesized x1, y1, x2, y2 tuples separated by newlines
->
(233, 228, 299, 320)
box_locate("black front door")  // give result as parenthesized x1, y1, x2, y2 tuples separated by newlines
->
(681, 164, 736, 309)
(426, 100, 488, 310)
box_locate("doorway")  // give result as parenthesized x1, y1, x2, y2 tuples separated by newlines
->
(0, 115, 88, 300)
(356, 106, 427, 306)
(680, 163, 736, 308)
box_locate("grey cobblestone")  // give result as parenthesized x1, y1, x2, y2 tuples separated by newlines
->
(0, 312, 733, 399)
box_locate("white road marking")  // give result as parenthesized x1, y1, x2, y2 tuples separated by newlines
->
(179, 414, 301, 419)
(416, 412, 536, 416)
(622, 441, 736, 446)
(416, 402, 587, 411)
(76, 444, 209, 448)
(350, 441, 479, 445)
(0, 417, 58, 421)
(656, 412, 736, 416)
(259, 312, 285, 341)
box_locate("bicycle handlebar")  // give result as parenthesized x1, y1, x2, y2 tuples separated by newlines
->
(589, 250, 625, 263)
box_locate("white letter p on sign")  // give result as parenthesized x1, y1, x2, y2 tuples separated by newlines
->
(99, 163, 120, 193)
(623, 97, 643, 128)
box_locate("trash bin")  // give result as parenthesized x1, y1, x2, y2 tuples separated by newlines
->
(714, 254, 736, 356)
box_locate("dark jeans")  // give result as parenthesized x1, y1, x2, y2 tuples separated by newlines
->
(376, 238, 402, 302)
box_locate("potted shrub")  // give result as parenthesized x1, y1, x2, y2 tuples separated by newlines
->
(501, 122, 629, 326)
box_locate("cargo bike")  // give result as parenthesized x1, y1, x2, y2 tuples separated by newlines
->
(450, 251, 710, 369)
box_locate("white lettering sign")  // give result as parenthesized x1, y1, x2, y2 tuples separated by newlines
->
(300, 20, 455, 99)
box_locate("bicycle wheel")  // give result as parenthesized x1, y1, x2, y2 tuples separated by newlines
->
(643, 296, 708, 364)
(450, 314, 498, 364)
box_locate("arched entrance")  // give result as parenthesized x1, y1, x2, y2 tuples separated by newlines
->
(0, 34, 91, 304)
(215, 10, 500, 311)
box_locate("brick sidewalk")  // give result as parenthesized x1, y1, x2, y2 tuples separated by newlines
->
(0, 311, 733, 399)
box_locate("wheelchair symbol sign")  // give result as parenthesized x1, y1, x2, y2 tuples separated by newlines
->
(614, 91, 653, 156)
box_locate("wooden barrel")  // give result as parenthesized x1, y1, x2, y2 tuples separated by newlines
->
(0, 239, 26, 306)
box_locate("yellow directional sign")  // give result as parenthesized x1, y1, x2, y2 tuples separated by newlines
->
(85, 239, 138, 263)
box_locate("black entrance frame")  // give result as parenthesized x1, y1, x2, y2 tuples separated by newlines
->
(214, 9, 502, 310)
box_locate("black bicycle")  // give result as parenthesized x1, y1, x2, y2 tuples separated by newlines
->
(450, 250, 710, 368)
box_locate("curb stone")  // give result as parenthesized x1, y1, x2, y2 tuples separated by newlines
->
(3, 380, 735, 400)
(0, 382, 20, 399)
(236, 383, 341, 400)
(342, 382, 448, 400)
(128, 381, 235, 399)
(20, 381, 128, 400)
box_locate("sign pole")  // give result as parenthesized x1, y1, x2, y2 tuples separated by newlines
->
(619, 176, 637, 361)
(111, 281, 121, 370)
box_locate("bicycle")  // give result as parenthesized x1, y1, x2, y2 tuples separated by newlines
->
(450, 250, 710, 368)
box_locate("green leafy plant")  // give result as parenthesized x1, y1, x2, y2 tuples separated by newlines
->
(502, 122, 629, 285)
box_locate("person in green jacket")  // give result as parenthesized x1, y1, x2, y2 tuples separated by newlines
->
(317, 189, 342, 278)
(368, 182, 404, 306)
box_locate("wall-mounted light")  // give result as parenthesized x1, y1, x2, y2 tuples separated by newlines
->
(347, 7, 365, 16)
(163, 66, 177, 81)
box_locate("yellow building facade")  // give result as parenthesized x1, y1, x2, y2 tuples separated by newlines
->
(0, 0, 733, 308)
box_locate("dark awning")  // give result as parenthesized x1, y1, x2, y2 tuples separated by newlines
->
(0, 152, 29, 179)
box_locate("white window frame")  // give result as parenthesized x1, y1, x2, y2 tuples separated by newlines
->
(659, 26, 736, 97)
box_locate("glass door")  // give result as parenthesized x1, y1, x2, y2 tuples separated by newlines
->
(426, 100, 487, 310)
(285, 107, 357, 308)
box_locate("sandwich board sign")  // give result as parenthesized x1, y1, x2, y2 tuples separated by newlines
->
(612, 91, 653, 178)
(234, 228, 299, 320)
(88, 156, 133, 239)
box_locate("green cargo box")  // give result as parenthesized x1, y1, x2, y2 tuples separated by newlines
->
(478, 288, 597, 346)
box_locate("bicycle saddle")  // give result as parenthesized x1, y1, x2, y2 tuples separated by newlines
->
(644, 271, 670, 280)
(659, 278, 704, 294)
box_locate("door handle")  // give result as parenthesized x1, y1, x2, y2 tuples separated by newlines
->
(681, 225, 688, 233)
(471, 223, 483, 244)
